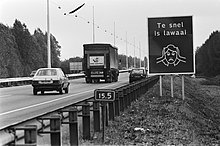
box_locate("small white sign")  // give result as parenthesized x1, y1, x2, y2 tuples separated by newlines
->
(90, 56, 104, 66)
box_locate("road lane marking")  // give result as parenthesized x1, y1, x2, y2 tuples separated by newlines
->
(0, 83, 117, 116)
(0, 94, 11, 98)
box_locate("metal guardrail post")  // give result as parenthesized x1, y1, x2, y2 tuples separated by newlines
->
(105, 104, 108, 126)
(61, 107, 79, 146)
(37, 115, 61, 146)
(93, 101, 100, 132)
(69, 107, 78, 146)
(127, 86, 131, 106)
(137, 83, 141, 98)
(119, 90, 124, 112)
(82, 102, 91, 140)
(11, 125, 37, 146)
(140, 82, 144, 95)
(114, 91, 120, 116)
(123, 88, 128, 109)
(50, 115, 61, 146)
(108, 101, 115, 121)
(134, 83, 138, 101)
(24, 125, 37, 145)
(131, 84, 135, 102)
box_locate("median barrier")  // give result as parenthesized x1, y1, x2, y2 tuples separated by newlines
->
(0, 70, 129, 88)
(1, 75, 159, 145)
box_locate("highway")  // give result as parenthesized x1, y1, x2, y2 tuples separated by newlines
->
(0, 73, 129, 129)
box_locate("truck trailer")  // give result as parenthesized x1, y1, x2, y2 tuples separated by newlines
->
(83, 43, 119, 83)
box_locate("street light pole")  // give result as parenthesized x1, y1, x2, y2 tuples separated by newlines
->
(139, 42, 141, 68)
(47, 0, 51, 68)
(134, 37, 135, 68)
(126, 32, 128, 69)
(93, 6, 95, 43)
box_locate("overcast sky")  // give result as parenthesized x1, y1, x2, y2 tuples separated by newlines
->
(1, 0, 219, 60)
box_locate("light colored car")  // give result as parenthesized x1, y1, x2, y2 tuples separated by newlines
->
(32, 68, 70, 95)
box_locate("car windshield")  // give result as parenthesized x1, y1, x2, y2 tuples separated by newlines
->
(131, 69, 144, 74)
(36, 69, 57, 76)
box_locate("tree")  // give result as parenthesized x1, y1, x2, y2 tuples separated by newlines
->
(0, 23, 23, 77)
(195, 31, 220, 77)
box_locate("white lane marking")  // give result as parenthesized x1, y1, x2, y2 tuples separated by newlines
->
(0, 94, 11, 98)
(0, 83, 117, 116)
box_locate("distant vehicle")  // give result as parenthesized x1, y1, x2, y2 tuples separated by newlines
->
(129, 68, 147, 83)
(83, 43, 119, 83)
(30, 70, 37, 77)
(32, 68, 70, 95)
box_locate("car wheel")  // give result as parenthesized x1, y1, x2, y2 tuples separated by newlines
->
(64, 87, 69, 93)
(33, 88, 37, 95)
(41, 91, 44, 94)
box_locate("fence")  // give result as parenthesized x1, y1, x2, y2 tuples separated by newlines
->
(4, 75, 159, 145)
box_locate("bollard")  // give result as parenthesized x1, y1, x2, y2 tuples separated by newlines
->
(82, 102, 91, 140)
(50, 115, 61, 146)
(93, 101, 100, 132)
(108, 101, 115, 121)
(114, 91, 120, 116)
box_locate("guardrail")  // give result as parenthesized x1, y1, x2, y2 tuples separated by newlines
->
(0, 75, 159, 146)
(0, 70, 129, 88)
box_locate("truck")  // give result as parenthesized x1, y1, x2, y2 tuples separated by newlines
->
(83, 43, 119, 83)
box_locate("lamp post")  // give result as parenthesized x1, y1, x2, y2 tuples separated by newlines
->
(46, 1, 85, 68)
(47, 0, 51, 68)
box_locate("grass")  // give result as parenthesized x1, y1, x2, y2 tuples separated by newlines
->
(98, 75, 220, 145)
(62, 75, 220, 145)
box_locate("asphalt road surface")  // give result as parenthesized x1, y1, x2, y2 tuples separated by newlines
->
(0, 73, 129, 129)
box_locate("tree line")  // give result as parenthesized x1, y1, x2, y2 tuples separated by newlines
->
(195, 31, 220, 77)
(0, 20, 145, 78)
(0, 20, 60, 78)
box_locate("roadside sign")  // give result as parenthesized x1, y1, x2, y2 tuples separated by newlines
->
(94, 89, 115, 102)
(148, 16, 194, 75)
(70, 62, 82, 71)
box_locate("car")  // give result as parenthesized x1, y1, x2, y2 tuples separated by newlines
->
(32, 68, 70, 95)
(30, 70, 37, 77)
(129, 68, 147, 83)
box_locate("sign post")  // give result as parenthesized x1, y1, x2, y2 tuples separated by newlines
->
(148, 16, 194, 98)
(94, 89, 115, 143)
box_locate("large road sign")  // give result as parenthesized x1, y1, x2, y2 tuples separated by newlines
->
(148, 16, 194, 75)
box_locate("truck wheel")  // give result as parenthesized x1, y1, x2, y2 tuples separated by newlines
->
(115, 76, 118, 82)
(64, 87, 69, 93)
(107, 76, 112, 83)
(86, 78, 91, 83)
(33, 88, 37, 95)
(59, 88, 63, 94)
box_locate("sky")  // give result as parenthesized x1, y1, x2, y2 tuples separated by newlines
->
(1, 0, 220, 60)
